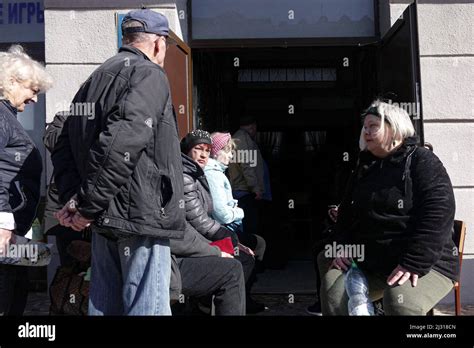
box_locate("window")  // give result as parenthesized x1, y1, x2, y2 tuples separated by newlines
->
(192, 0, 375, 40)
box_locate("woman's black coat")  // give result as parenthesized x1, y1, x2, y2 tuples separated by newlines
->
(334, 137, 459, 281)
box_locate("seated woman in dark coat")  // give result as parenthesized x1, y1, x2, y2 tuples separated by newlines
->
(179, 130, 266, 314)
(318, 100, 459, 316)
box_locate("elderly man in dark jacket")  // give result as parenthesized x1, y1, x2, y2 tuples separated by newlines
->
(51, 10, 184, 315)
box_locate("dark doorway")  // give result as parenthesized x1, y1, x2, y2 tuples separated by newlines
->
(192, 46, 378, 265)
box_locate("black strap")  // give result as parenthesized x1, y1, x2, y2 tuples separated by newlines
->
(123, 27, 146, 34)
(403, 147, 418, 196)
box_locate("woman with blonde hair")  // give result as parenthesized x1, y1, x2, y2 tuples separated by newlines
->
(318, 100, 459, 315)
(0, 45, 53, 315)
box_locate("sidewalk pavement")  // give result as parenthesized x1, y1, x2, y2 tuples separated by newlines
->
(23, 291, 474, 316)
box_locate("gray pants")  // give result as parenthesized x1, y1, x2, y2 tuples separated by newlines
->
(317, 251, 454, 315)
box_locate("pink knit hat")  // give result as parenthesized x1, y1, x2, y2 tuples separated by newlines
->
(210, 132, 231, 158)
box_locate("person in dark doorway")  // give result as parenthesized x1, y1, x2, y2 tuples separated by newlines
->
(229, 116, 271, 258)
(318, 100, 459, 315)
(52, 10, 185, 315)
(181, 130, 267, 314)
(0, 45, 53, 315)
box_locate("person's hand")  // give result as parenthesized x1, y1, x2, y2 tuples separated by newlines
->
(330, 257, 352, 271)
(69, 212, 93, 232)
(328, 205, 339, 223)
(254, 192, 263, 200)
(221, 251, 234, 258)
(387, 265, 418, 287)
(54, 196, 78, 227)
(238, 243, 255, 257)
(54, 195, 92, 231)
(0, 228, 13, 256)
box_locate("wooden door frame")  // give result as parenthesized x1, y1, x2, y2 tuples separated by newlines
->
(169, 30, 194, 133)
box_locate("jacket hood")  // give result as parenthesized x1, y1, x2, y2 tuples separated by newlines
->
(205, 158, 227, 173)
(181, 153, 204, 178)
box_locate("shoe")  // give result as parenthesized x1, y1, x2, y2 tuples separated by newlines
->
(246, 296, 268, 314)
(306, 300, 322, 316)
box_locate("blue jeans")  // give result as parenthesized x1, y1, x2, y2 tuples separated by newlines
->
(88, 228, 171, 315)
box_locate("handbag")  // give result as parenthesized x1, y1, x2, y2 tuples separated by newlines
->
(49, 240, 91, 316)
(49, 265, 89, 315)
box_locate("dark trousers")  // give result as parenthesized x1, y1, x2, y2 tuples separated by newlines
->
(237, 194, 259, 237)
(235, 250, 259, 300)
(178, 256, 246, 315)
(0, 264, 29, 316)
(47, 225, 89, 267)
(311, 223, 337, 302)
(312, 252, 322, 302)
(235, 250, 255, 284)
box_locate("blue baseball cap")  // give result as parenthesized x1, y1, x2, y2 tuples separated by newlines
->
(122, 9, 169, 37)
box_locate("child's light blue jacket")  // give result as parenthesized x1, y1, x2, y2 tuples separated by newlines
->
(204, 158, 244, 225)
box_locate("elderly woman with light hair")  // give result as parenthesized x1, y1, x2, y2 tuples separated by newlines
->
(0, 45, 52, 315)
(317, 100, 459, 316)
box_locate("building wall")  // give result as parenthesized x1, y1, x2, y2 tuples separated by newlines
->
(417, 0, 474, 304)
(381, 0, 474, 304)
(44, 3, 184, 123)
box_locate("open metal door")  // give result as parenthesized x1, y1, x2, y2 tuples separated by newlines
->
(377, 3, 424, 144)
(165, 31, 193, 140)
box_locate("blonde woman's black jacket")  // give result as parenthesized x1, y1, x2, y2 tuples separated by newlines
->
(51, 46, 185, 239)
(333, 137, 459, 281)
(0, 100, 42, 236)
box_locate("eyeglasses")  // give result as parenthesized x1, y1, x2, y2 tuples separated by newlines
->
(363, 124, 381, 135)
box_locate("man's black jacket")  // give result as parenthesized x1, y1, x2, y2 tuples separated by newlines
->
(52, 46, 185, 239)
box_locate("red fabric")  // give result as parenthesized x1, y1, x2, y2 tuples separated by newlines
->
(210, 237, 234, 254)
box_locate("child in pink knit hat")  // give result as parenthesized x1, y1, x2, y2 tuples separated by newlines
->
(210, 132, 232, 159)
(205, 131, 268, 313)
